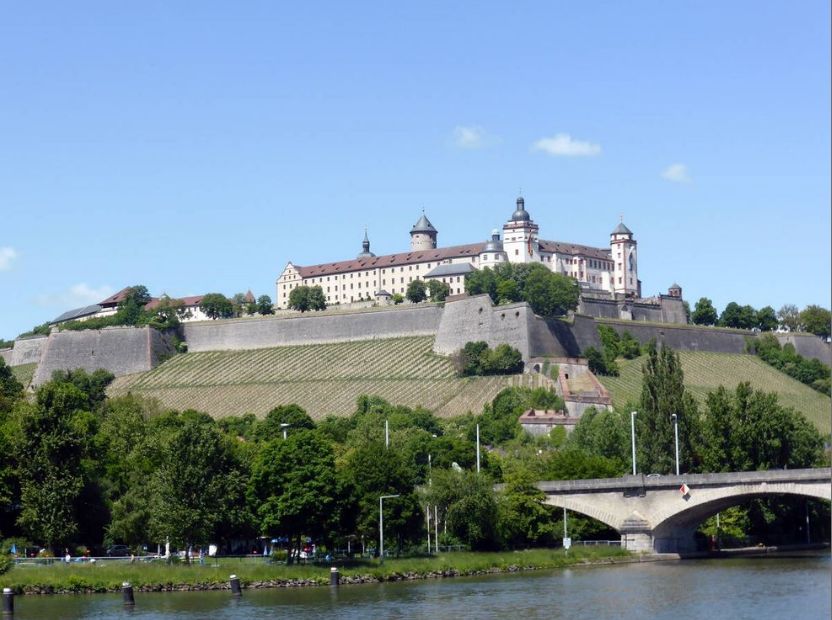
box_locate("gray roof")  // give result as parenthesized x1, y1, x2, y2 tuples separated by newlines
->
(511, 196, 531, 222)
(50, 304, 102, 324)
(411, 213, 437, 234)
(670, 282, 682, 289)
(424, 262, 476, 278)
(375, 290, 392, 297)
(612, 222, 632, 235)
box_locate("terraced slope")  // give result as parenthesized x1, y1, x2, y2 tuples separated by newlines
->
(598, 351, 831, 434)
(108, 337, 552, 419)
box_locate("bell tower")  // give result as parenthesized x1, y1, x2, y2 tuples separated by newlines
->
(502, 196, 539, 263)
(610, 220, 638, 296)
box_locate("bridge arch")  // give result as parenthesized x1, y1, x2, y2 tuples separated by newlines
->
(541, 495, 624, 531)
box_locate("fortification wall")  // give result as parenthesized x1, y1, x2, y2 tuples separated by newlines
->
(578, 296, 687, 324)
(32, 327, 174, 386)
(775, 334, 832, 365)
(433, 295, 533, 359)
(183, 305, 443, 352)
(9, 336, 47, 367)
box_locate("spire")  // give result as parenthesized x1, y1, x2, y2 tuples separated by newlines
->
(357, 228, 375, 259)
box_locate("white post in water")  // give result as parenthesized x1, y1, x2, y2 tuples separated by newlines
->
(476, 423, 481, 473)
(630, 411, 638, 475)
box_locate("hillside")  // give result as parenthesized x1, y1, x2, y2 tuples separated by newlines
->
(108, 336, 551, 419)
(11, 363, 36, 389)
(598, 351, 831, 434)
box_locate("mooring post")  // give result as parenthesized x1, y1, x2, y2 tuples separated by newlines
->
(330, 566, 340, 586)
(122, 581, 135, 606)
(2, 587, 13, 615)
(229, 574, 242, 597)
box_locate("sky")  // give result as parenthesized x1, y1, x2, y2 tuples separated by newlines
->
(1, 1, 829, 340)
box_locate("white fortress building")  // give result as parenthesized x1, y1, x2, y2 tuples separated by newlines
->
(276, 196, 648, 310)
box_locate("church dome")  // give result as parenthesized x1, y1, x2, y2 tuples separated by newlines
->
(511, 196, 531, 222)
(483, 229, 503, 253)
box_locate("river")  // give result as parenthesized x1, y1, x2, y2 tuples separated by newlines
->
(8, 554, 830, 619)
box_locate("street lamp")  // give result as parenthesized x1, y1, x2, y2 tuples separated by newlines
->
(671, 413, 680, 476)
(379, 494, 400, 562)
(280, 423, 291, 440)
(630, 411, 638, 475)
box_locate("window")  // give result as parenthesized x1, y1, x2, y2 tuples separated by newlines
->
(618, 277, 622, 284)
(515, 249, 519, 256)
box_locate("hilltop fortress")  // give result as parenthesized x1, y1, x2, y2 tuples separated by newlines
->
(276, 196, 687, 323)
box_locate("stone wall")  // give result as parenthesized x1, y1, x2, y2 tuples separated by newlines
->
(433, 295, 535, 359)
(32, 327, 175, 386)
(183, 305, 443, 352)
(775, 333, 831, 365)
(7, 336, 48, 367)
(578, 296, 687, 324)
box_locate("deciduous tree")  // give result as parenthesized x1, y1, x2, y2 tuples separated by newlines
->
(691, 297, 718, 326)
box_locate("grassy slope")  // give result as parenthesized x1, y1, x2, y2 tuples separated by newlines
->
(108, 337, 551, 419)
(598, 351, 831, 434)
(11, 363, 36, 389)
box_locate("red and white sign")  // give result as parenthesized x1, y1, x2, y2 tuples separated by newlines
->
(679, 483, 690, 496)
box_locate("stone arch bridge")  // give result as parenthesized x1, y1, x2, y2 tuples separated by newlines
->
(536, 468, 830, 553)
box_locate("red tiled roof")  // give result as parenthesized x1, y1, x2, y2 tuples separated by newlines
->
(145, 295, 205, 310)
(98, 287, 134, 307)
(538, 239, 612, 261)
(294, 242, 486, 278)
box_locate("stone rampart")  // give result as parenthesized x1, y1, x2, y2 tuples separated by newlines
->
(183, 305, 442, 352)
(775, 333, 831, 365)
(32, 327, 174, 386)
(433, 295, 537, 359)
(7, 336, 48, 367)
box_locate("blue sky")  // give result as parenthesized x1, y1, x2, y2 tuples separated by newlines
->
(1, 1, 829, 340)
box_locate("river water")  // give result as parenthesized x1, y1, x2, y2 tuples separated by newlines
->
(9, 554, 830, 619)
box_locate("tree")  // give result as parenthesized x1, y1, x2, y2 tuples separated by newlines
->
(427, 280, 450, 302)
(777, 304, 801, 332)
(16, 381, 90, 552)
(249, 430, 338, 563)
(496, 465, 556, 549)
(800, 305, 831, 339)
(256, 295, 274, 315)
(637, 343, 700, 474)
(522, 264, 580, 317)
(307, 286, 327, 311)
(151, 295, 187, 328)
(568, 408, 629, 469)
(199, 293, 234, 320)
(495, 279, 521, 304)
(691, 298, 718, 326)
(719, 302, 757, 330)
(756, 306, 778, 332)
(148, 418, 243, 562)
(288, 286, 326, 312)
(424, 469, 498, 551)
(255, 404, 315, 441)
(406, 280, 427, 304)
(0, 358, 23, 413)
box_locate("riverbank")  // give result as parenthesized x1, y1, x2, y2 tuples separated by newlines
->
(0, 547, 633, 595)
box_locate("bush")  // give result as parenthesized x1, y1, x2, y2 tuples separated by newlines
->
(454, 342, 524, 377)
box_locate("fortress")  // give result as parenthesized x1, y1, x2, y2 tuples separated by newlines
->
(276, 196, 686, 322)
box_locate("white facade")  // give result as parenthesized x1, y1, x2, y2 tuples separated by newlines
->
(275, 198, 640, 309)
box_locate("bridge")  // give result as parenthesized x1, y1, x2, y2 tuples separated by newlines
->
(535, 468, 831, 553)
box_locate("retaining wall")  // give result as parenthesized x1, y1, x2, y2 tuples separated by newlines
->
(32, 327, 174, 386)
(433, 295, 533, 358)
(183, 305, 443, 352)
(775, 334, 831, 365)
(8, 336, 48, 367)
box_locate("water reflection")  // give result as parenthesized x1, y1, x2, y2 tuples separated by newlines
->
(9, 554, 830, 619)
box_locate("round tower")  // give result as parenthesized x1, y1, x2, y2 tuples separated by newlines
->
(410, 211, 438, 251)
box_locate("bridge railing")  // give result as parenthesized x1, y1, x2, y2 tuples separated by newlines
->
(568, 540, 621, 547)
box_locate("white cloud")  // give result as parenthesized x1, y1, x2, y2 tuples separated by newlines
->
(532, 133, 602, 157)
(661, 163, 691, 183)
(452, 125, 488, 149)
(0, 247, 18, 271)
(35, 283, 115, 308)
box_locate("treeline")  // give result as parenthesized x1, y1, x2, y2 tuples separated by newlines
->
(465, 263, 580, 317)
(691, 298, 831, 338)
(0, 341, 827, 559)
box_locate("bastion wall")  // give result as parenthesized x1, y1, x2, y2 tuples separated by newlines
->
(31, 327, 175, 386)
(182, 305, 443, 352)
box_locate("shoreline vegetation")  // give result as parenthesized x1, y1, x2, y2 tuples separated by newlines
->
(1, 548, 631, 595)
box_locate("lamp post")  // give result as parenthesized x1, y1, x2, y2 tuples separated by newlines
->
(630, 411, 638, 475)
(280, 423, 291, 440)
(476, 423, 481, 473)
(671, 413, 680, 476)
(379, 494, 400, 563)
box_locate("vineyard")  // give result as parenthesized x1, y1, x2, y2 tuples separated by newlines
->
(11, 363, 36, 389)
(598, 351, 831, 434)
(108, 337, 552, 419)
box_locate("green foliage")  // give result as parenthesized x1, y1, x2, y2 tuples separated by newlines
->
(288, 286, 327, 312)
(584, 346, 618, 376)
(691, 297, 718, 326)
(719, 302, 757, 330)
(699, 383, 824, 472)
(476, 387, 562, 445)
(465, 263, 579, 317)
(756, 306, 778, 332)
(496, 465, 556, 549)
(637, 342, 700, 474)
(426, 279, 450, 302)
(256, 295, 274, 315)
(567, 408, 629, 469)
(454, 341, 524, 377)
(255, 405, 316, 441)
(776, 304, 801, 332)
(199, 293, 234, 320)
(405, 280, 427, 303)
(799, 304, 831, 339)
(391, 293, 404, 305)
(753, 333, 830, 394)
(0, 358, 23, 413)
(424, 469, 498, 551)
